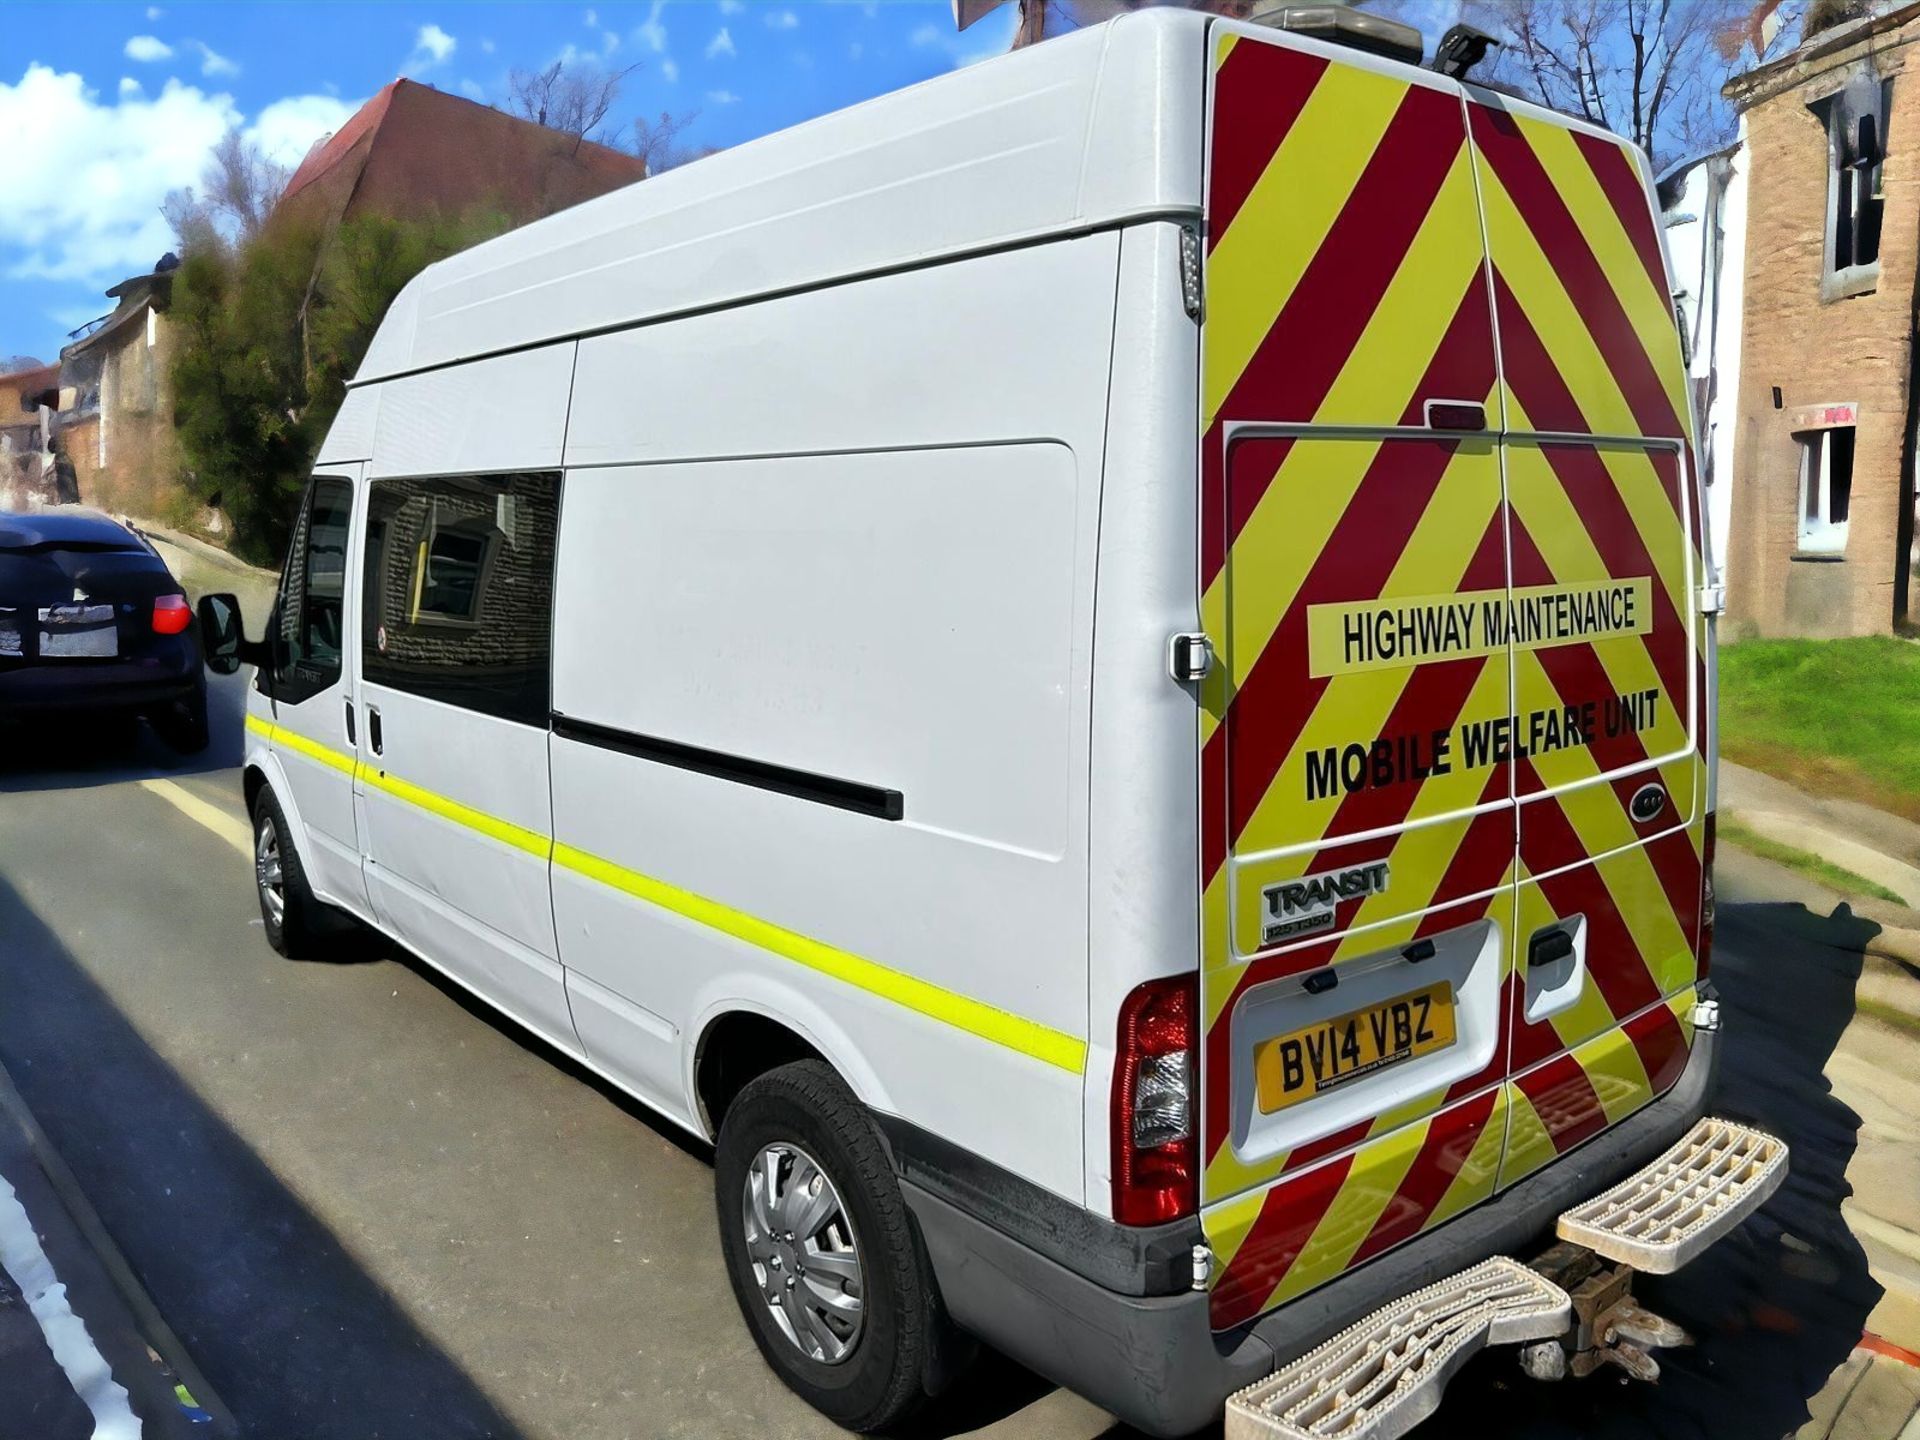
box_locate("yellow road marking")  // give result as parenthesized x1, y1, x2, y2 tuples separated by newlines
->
(135, 778, 251, 859)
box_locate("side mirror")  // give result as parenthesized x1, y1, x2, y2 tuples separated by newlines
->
(198, 592, 245, 675)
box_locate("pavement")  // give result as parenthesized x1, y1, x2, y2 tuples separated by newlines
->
(0, 1062, 230, 1439)
(0, 535, 1916, 1439)
(1714, 760, 1920, 1440)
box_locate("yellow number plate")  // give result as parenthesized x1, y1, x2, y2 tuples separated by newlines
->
(1254, 982, 1456, 1114)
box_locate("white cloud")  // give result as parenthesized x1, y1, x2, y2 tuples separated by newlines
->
(123, 35, 172, 62)
(190, 41, 239, 78)
(246, 93, 358, 170)
(583, 7, 598, 26)
(705, 89, 740, 105)
(0, 67, 237, 284)
(459, 78, 485, 101)
(145, 4, 163, 16)
(662, 57, 679, 83)
(118, 77, 143, 98)
(913, 8, 1016, 67)
(849, 41, 863, 60)
(764, 9, 799, 29)
(718, 0, 742, 12)
(706, 27, 735, 59)
(635, 0, 667, 52)
(480, 37, 496, 54)
(407, 23, 457, 72)
(602, 29, 620, 53)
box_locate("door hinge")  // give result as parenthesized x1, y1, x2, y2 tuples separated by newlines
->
(1168, 632, 1213, 683)
(1179, 225, 1204, 321)
(1698, 583, 1725, 615)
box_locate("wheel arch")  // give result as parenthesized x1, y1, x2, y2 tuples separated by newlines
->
(689, 990, 896, 1141)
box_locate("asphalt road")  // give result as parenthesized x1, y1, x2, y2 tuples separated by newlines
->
(0, 675, 1889, 1439)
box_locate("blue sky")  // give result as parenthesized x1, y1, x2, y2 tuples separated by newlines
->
(0, 0, 1022, 364)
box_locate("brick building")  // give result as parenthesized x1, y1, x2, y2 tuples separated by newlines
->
(0, 360, 62, 509)
(52, 256, 183, 523)
(1724, 3, 1920, 636)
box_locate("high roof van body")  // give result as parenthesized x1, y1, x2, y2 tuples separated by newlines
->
(205, 9, 1779, 1435)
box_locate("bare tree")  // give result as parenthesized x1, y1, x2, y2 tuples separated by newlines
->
(163, 126, 291, 248)
(1, 356, 44, 374)
(628, 110, 702, 176)
(964, 0, 1804, 163)
(507, 58, 637, 153)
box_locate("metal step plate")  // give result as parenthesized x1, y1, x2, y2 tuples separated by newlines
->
(1556, 1117, 1788, 1274)
(1224, 1258, 1572, 1440)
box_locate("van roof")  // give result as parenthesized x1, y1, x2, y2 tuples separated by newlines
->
(352, 7, 1216, 385)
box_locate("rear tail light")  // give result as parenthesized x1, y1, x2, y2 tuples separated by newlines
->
(1111, 974, 1197, 1226)
(1699, 812, 1716, 979)
(152, 593, 192, 635)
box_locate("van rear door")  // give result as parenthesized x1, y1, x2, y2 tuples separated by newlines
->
(1196, 25, 1519, 1332)
(1464, 96, 1706, 1187)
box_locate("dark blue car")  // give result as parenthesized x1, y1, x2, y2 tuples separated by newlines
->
(0, 509, 208, 752)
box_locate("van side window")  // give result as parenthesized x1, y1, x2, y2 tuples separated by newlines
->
(272, 475, 353, 706)
(361, 472, 561, 727)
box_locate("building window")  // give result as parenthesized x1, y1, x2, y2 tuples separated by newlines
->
(1814, 77, 1889, 293)
(1798, 426, 1854, 556)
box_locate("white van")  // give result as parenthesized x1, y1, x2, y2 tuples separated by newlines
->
(200, 7, 1784, 1435)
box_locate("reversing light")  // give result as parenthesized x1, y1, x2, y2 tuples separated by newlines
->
(1112, 974, 1197, 1226)
(1249, 4, 1425, 66)
(152, 593, 192, 635)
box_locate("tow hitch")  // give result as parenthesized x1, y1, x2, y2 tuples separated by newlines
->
(1518, 1241, 1692, 1383)
(1224, 1118, 1786, 1440)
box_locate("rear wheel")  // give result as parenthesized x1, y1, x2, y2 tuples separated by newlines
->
(714, 1060, 938, 1432)
(252, 788, 326, 959)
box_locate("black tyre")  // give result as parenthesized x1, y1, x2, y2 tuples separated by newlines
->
(715, 1060, 940, 1433)
(251, 787, 326, 959)
(151, 677, 210, 755)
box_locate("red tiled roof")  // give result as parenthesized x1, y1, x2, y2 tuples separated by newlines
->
(281, 80, 400, 205)
(274, 78, 649, 231)
(0, 363, 58, 393)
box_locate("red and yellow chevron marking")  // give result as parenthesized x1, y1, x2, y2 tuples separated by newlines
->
(1502, 990, 1695, 1188)
(1195, 31, 1704, 1331)
(1208, 1084, 1509, 1331)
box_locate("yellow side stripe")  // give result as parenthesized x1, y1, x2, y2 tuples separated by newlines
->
(553, 842, 1086, 1073)
(243, 715, 1086, 1073)
(365, 767, 552, 859)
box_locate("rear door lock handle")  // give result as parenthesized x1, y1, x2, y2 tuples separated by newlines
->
(1528, 927, 1576, 969)
(343, 700, 356, 746)
(367, 705, 383, 756)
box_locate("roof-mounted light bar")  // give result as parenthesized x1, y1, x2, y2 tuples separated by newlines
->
(1246, 4, 1425, 67)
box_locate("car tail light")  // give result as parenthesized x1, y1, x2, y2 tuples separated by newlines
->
(152, 593, 192, 635)
(1699, 812, 1716, 979)
(1111, 974, 1197, 1226)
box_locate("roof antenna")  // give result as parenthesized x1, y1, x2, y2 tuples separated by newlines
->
(1433, 23, 1498, 81)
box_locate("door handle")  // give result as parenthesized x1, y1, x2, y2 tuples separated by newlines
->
(368, 705, 383, 756)
(343, 700, 356, 746)
(1528, 926, 1576, 969)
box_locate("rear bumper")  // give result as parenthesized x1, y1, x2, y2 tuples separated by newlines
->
(907, 1021, 1720, 1438)
(0, 642, 200, 714)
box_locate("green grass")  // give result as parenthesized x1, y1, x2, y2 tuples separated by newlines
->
(1716, 815, 1909, 905)
(1718, 637, 1920, 822)
(1855, 994, 1920, 1039)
